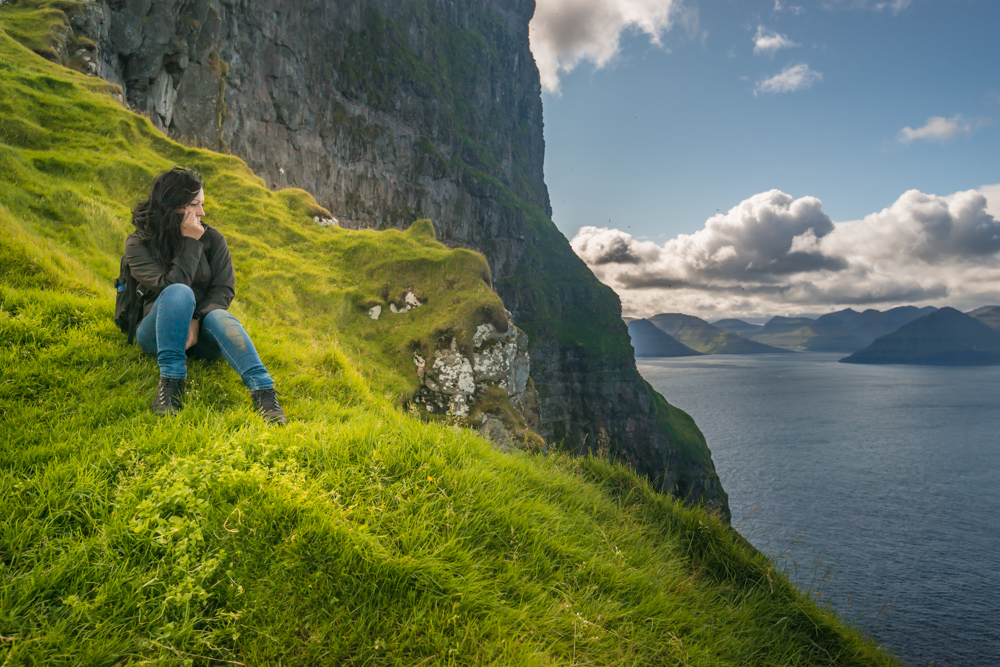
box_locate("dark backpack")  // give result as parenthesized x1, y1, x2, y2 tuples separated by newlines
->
(114, 254, 146, 345)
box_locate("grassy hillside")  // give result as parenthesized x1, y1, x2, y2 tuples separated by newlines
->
(0, 10, 898, 665)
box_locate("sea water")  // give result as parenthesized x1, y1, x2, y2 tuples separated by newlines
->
(638, 353, 1000, 666)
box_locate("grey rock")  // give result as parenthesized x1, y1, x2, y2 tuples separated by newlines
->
(108, 1, 146, 57)
(172, 59, 222, 144)
(150, 70, 177, 127)
(479, 416, 515, 453)
(413, 317, 532, 426)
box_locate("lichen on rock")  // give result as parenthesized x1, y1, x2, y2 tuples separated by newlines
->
(412, 315, 537, 448)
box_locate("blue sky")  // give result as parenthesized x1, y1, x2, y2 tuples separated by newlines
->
(531, 0, 1000, 318)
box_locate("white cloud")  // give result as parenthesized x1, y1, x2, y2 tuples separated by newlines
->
(571, 185, 1000, 320)
(753, 26, 799, 56)
(980, 183, 1000, 218)
(897, 115, 976, 144)
(773, 1, 805, 15)
(529, 0, 693, 94)
(823, 0, 911, 13)
(754, 63, 822, 95)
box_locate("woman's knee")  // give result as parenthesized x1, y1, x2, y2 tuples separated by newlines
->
(203, 308, 236, 328)
(204, 309, 246, 340)
(160, 283, 196, 305)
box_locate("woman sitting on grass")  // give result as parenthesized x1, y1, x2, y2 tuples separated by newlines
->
(126, 166, 286, 424)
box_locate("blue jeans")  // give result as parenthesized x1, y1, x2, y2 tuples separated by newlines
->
(136, 283, 274, 390)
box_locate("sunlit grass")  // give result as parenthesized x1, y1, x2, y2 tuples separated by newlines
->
(0, 5, 899, 664)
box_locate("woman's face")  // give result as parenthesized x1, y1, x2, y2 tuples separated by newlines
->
(182, 188, 206, 224)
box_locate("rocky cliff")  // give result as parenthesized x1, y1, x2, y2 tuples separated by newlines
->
(61, 0, 728, 517)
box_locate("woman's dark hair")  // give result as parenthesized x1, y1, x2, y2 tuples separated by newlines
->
(132, 166, 204, 269)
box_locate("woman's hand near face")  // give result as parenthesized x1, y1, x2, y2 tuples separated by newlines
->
(180, 188, 206, 240)
(180, 207, 205, 239)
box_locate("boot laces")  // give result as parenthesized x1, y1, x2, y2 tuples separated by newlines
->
(253, 388, 281, 412)
(154, 377, 184, 412)
(158, 378, 183, 400)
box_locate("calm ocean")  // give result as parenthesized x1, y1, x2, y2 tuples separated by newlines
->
(639, 353, 1000, 666)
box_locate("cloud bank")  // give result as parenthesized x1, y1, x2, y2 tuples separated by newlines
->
(755, 63, 822, 95)
(529, 0, 692, 94)
(571, 185, 1000, 319)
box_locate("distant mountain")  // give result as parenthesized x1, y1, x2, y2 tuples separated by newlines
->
(805, 306, 937, 352)
(627, 320, 703, 357)
(840, 307, 1000, 365)
(750, 316, 817, 349)
(712, 319, 764, 337)
(747, 307, 936, 351)
(968, 306, 1000, 334)
(648, 313, 791, 354)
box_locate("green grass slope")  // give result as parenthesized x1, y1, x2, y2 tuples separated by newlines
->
(0, 13, 897, 665)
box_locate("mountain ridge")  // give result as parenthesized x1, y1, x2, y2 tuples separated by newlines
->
(649, 312, 791, 355)
(968, 305, 1000, 333)
(712, 306, 937, 352)
(841, 307, 1000, 365)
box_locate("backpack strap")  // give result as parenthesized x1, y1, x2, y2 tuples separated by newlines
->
(126, 285, 146, 345)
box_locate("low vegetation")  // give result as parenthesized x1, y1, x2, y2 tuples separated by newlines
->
(0, 7, 898, 665)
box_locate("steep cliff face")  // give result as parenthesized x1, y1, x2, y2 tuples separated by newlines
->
(71, 0, 728, 517)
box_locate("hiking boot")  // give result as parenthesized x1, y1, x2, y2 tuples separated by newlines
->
(251, 388, 287, 425)
(152, 377, 185, 416)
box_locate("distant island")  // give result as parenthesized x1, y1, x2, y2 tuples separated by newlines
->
(626, 305, 1000, 366)
(841, 307, 1000, 365)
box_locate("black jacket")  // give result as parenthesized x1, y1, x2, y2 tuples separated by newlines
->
(125, 224, 236, 321)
